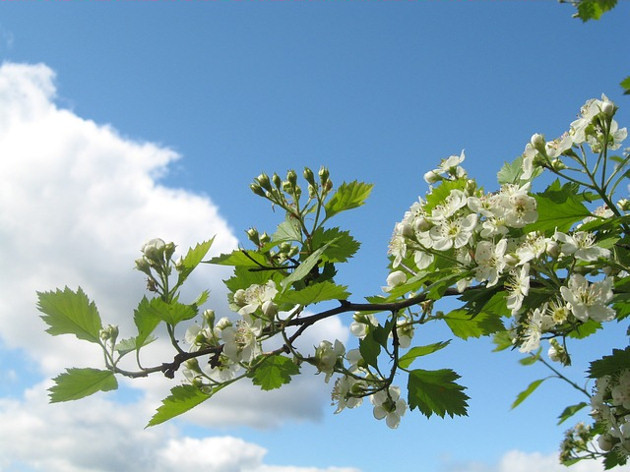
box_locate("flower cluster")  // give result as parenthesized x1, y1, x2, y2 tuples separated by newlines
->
(591, 370, 630, 457)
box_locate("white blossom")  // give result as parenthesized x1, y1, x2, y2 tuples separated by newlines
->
(370, 386, 407, 429)
(560, 274, 615, 322)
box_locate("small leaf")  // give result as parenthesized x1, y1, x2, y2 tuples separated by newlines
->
(511, 378, 546, 409)
(622, 76, 630, 95)
(145, 297, 197, 326)
(407, 369, 469, 418)
(134, 296, 162, 348)
(250, 355, 300, 390)
(324, 181, 373, 220)
(398, 341, 451, 369)
(147, 385, 211, 427)
(208, 249, 268, 268)
(311, 227, 361, 263)
(519, 349, 542, 366)
(359, 333, 381, 369)
(557, 402, 588, 425)
(49, 368, 117, 402)
(177, 239, 214, 286)
(280, 240, 337, 291)
(115, 335, 156, 356)
(276, 281, 350, 306)
(444, 309, 504, 340)
(37, 287, 103, 343)
(272, 219, 302, 243)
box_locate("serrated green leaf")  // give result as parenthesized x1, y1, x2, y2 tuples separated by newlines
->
(49, 368, 117, 402)
(311, 227, 361, 263)
(324, 181, 373, 220)
(249, 355, 300, 390)
(557, 402, 588, 425)
(492, 330, 513, 352)
(574, 0, 617, 21)
(37, 287, 103, 343)
(398, 341, 451, 369)
(444, 309, 505, 340)
(144, 298, 197, 326)
(147, 385, 211, 427)
(208, 249, 268, 268)
(511, 378, 546, 409)
(567, 319, 601, 339)
(588, 347, 630, 378)
(115, 335, 156, 356)
(224, 265, 274, 293)
(280, 240, 336, 291)
(525, 184, 591, 234)
(276, 282, 349, 306)
(407, 369, 469, 418)
(134, 296, 161, 347)
(176, 239, 214, 286)
(272, 219, 302, 243)
(193, 290, 210, 307)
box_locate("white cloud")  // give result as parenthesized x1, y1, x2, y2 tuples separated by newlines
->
(442, 449, 624, 472)
(0, 382, 360, 472)
(0, 61, 357, 470)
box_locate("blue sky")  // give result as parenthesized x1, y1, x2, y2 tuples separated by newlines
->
(0, 2, 629, 471)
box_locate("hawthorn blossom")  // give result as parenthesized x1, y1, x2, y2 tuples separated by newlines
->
(370, 386, 407, 429)
(519, 303, 552, 353)
(555, 230, 610, 262)
(220, 315, 263, 363)
(383, 270, 407, 292)
(424, 150, 466, 184)
(474, 239, 508, 287)
(314, 339, 345, 382)
(429, 213, 477, 251)
(560, 274, 615, 322)
(545, 133, 572, 159)
(395, 320, 414, 348)
(331, 375, 365, 413)
(388, 223, 407, 268)
(350, 313, 378, 339)
(497, 183, 538, 228)
(232, 280, 278, 317)
(505, 263, 530, 315)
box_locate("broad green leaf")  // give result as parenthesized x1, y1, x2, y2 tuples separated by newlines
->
(145, 298, 197, 326)
(574, 0, 617, 21)
(276, 282, 350, 306)
(324, 181, 373, 220)
(311, 227, 360, 263)
(398, 341, 451, 369)
(37, 287, 103, 343)
(176, 239, 214, 286)
(407, 369, 469, 418)
(526, 183, 591, 234)
(224, 265, 275, 293)
(280, 240, 336, 291)
(444, 309, 504, 340)
(272, 219, 302, 243)
(147, 385, 211, 427)
(588, 347, 630, 378)
(603, 448, 628, 469)
(134, 296, 162, 347)
(511, 378, 546, 409)
(208, 249, 268, 268)
(49, 368, 117, 402)
(359, 333, 381, 369)
(557, 402, 588, 425)
(250, 355, 300, 390)
(492, 330, 513, 352)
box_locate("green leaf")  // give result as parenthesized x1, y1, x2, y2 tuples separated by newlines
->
(511, 378, 546, 409)
(276, 281, 350, 306)
(588, 347, 630, 378)
(557, 402, 588, 425)
(145, 298, 197, 326)
(407, 369, 469, 418)
(176, 239, 214, 286)
(193, 290, 210, 307)
(497, 156, 524, 185)
(492, 330, 513, 352)
(519, 348, 542, 366)
(272, 219, 302, 243)
(621, 76, 630, 95)
(224, 265, 274, 293)
(444, 309, 505, 340)
(324, 181, 373, 220)
(359, 332, 382, 369)
(398, 341, 451, 369)
(567, 319, 601, 339)
(424, 179, 467, 212)
(115, 335, 156, 356)
(49, 368, 117, 402)
(526, 183, 591, 234)
(208, 249, 268, 268)
(280, 239, 336, 291)
(311, 227, 361, 263)
(249, 355, 300, 390)
(574, 0, 617, 21)
(147, 385, 211, 427)
(134, 296, 162, 348)
(37, 287, 103, 343)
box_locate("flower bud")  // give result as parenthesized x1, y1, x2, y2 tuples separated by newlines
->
(303, 167, 315, 185)
(142, 238, 166, 261)
(601, 100, 615, 118)
(385, 270, 407, 290)
(256, 173, 272, 191)
(423, 170, 440, 184)
(203, 309, 215, 326)
(617, 198, 630, 211)
(246, 227, 260, 245)
(261, 300, 278, 318)
(530, 133, 546, 153)
(259, 232, 271, 245)
(250, 183, 266, 197)
(135, 257, 152, 276)
(272, 173, 282, 188)
(286, 169, 298, 186)
(164, 242, 176, 261)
